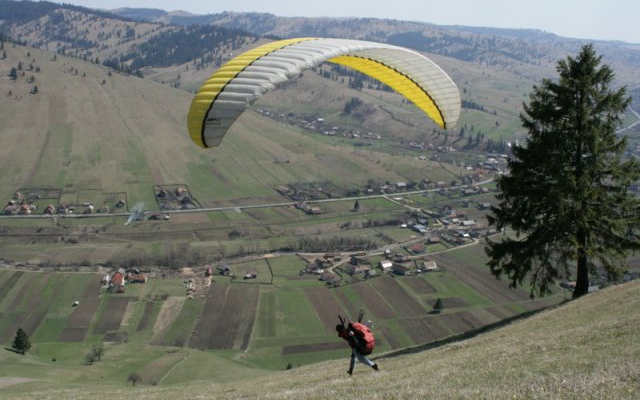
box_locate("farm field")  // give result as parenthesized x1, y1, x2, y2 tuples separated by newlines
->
(0, 242, 568, 393)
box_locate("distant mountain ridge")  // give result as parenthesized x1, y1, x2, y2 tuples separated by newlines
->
(108, 8, 640, 69)
(2, 0, 640, 80)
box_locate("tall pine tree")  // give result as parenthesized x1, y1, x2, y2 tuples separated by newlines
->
(486, 44, 640, 299)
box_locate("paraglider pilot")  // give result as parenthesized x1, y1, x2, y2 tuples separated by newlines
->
(336, 314, 378, 375)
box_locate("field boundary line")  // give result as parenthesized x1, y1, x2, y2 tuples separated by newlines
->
(158, 350, 192, 385)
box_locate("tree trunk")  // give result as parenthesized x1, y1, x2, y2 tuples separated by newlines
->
(573, 229, 589, 298)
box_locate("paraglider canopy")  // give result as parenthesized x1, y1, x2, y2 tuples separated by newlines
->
(187, 37, 461, 149)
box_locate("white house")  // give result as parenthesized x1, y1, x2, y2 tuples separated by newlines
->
(380, 260, 393, 270)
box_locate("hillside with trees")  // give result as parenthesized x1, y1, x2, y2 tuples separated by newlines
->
(109, 9, 640, 73)
(0, 1, 258, 76)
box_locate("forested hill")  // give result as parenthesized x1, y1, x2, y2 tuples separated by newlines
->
(0, 0, 258, 75)
(0, 0, 118, 23)
(111, 9, 640, 71)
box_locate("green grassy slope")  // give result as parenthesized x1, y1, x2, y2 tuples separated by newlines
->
(0, 44, 475, 211)
(0, 279, 636, 399)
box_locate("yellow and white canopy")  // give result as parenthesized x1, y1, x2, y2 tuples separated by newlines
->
(187, 37, 461, 148)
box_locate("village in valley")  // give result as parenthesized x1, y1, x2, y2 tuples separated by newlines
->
(95, 193, 488, 297)
(2, 150, 505, 218)
(1, 151, 503, 297)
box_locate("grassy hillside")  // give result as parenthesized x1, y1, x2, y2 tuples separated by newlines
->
(1, 43, 478, 207)
(0, 278, 635, 399)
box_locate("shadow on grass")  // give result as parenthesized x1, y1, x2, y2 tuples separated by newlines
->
(4, 347, 25, 355)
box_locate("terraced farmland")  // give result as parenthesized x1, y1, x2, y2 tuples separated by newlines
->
(0, 242, 568, 378)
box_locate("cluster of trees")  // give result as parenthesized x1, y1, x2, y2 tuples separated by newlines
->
(342, 97, 364, 115)
(385, 29, 551, 66)
(123, 25, 253, 70)
(484, 138, 511, 153)
(295, 236, 379, 253)
(461, 99, 487, 112)
(0, 0, 60, 24)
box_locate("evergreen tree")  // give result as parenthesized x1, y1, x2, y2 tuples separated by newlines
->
(432, 298, 443, 314)
(486, 44, 640, 299)
(12, 328, 31, 354)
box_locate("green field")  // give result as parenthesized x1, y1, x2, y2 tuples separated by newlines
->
(0, 242, 569, 395)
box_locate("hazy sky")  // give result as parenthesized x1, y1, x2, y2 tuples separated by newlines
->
(64, 0, 640, 43)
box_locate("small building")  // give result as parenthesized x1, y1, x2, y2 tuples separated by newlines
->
(420, 260, 439, 272)
(110, 270, 125, 293)
(18, 203, 31, 215)
(175, 186, 187, 196)
(3, 204, 19, 215)
(380, 260, 393, 270)
(324, 252, 342, 262)
(407, 243, 426, 254)
(320, 271, 340, 286)
(128, 273, 148, 283)
(391, 263, 411, 276)
(392, 253, 410, 262)
(364, 269, 377, 278)
(148, 212, 170, 220)
(244, 268, 257, 280)
(344, 264, 371, 276)
(217, 264, 231, 275)
(296, 202, 321, 215)
(305, 262, 324, 275)
(350, 255, 369, 265)
(275, 186, 291, 196)
(462, 188, 477, 196)
(314, 258, 333, 269)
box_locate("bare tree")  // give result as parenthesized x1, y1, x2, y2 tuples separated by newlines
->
(92, 344, 105, 361)
(127, 372, 142, 386)
(85, 353, 97, 365)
